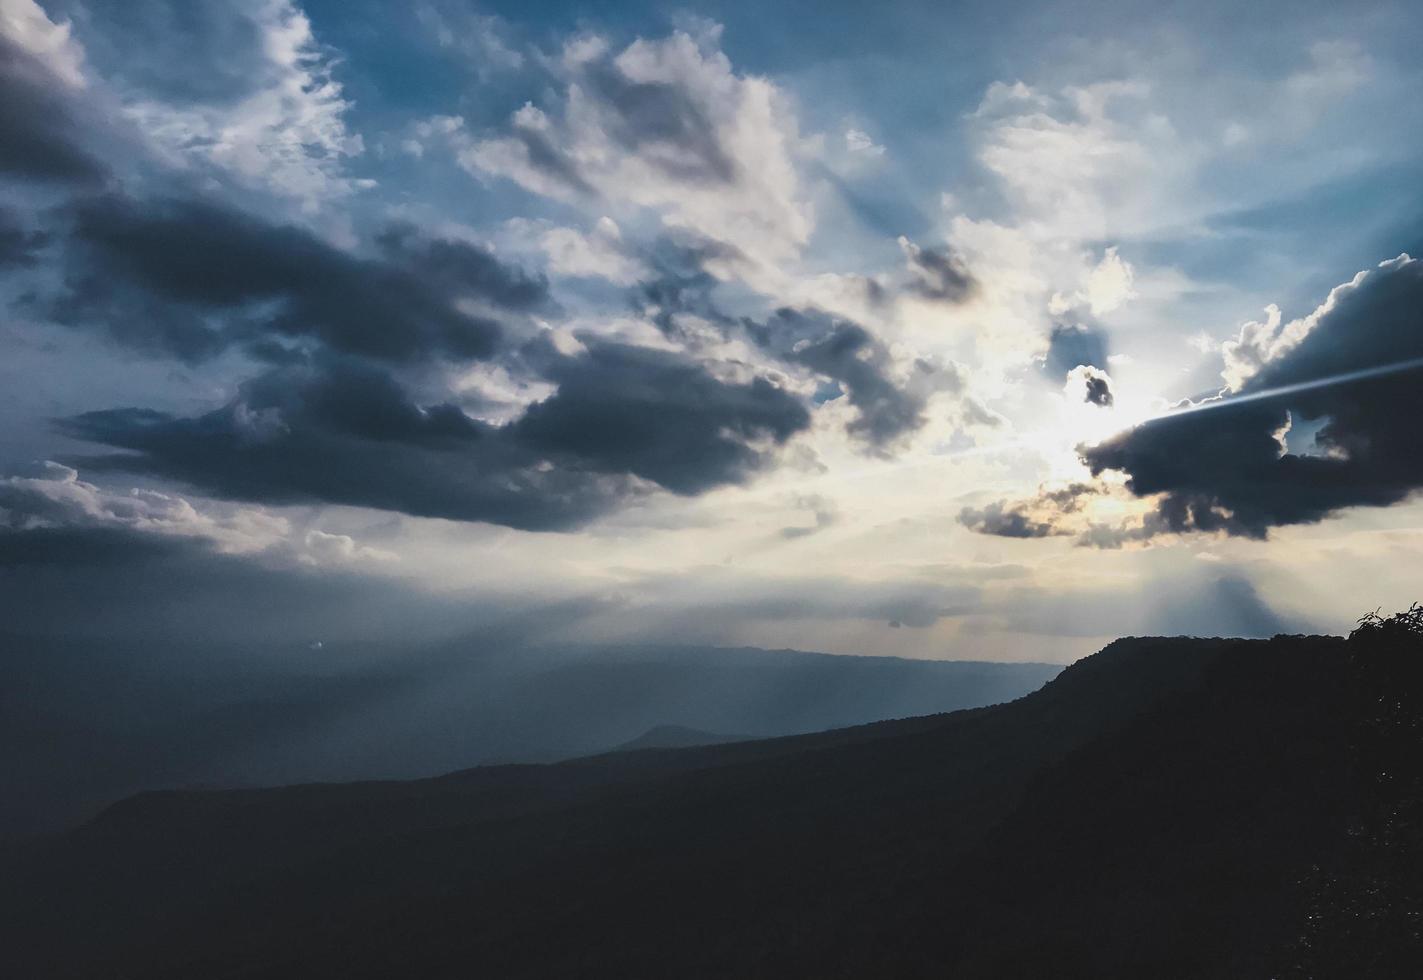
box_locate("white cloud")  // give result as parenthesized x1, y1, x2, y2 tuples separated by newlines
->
(123, 0, 366, 208)
(0, 0, 86, 87)
(534, 216, 647, 285)
(844, 128, 884, 156)
(301, 529, 396, 565)
(455, 29, 813, 269)
(0, 462, 289, 554)
(1085, 246, 1136, 315)
(1220, 254, 1415, 391)
(971, 78, 1179, 242)
(0, 463, 399, 567)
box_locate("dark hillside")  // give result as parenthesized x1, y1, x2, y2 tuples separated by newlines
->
(0, 636, 1058, 840)
(2, 625, 1418, 978)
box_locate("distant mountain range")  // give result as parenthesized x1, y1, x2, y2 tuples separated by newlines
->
(0, 636, 1058, 839)
(609, 724, 753, 752)
(2, 624, 1418, 977)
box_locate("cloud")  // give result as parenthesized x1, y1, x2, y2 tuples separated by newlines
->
(1043, 321, 1110, 377)
(779, 493, 838, 539)
(633, 232, 743, 339)
(844, 128, 885, 157)
(300, 528, 395, 565)
(416, 1, 523, 77)
(104, 0, 366, 205)
(62, 341, 810, 529)
(970, 79, 1174, 242)
(0, 460, 409, 572)
(49, 193, 546, 364)
(1083, 245, 1135, 315)
(455, 29, 812, 267)
(0, 206, 48, 266)
(512, 339, 810, 495)
(1066, 364, 1115, 407)
(0, 461, 289, 558)
(958, 483, 1095, 539)
(629, 242, 952, 452)
(748, 308, 953, 451)
(1, 0, 86, 86)
(0, 3, 107, 185)
(959, 500, 1068, 539)
(1083, 254, 1423, 538)
(898, 236, 976, 303)
(528, 216, 646, 285)
(60, 357, 619, 531)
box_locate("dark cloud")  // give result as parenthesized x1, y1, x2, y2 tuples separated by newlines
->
(1083, 255, 1423, 538)
(750, 308, 944, 450)
(0, 34, 108, 185)
(1069, 365, 1115, 407)
(959, 484, 1097, 540)
(514, 340, 810, 495)
(62, 341, 809, 528)
(1044, 321, 1109, 377)
(1083, 373, 1114, 407)
(60, 357, 623, 531)
(959, 501, 1065, 539)
(0, 524, 190, 567)
(0, 207, 48, 267)
(374, 223, 553, 312)
(50, 194, 548, 364)
(899, 236, 976, 303)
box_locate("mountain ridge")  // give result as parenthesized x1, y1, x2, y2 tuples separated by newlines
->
(2, 628, 1418, 978)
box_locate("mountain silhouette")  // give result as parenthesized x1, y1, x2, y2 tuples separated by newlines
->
(0, 637, 1059, 840)
(609, 724, 754, 752)
(1, 620, 1418, 978)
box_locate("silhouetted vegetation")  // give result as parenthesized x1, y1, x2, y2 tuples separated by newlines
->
(1352, 601, 1423, 641)
(1, 611, 1419, 978)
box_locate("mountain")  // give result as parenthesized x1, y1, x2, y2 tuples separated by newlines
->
(609, 724, 753, 752)
(0, 636, 1060, 839)
(2, 623, 1418, 978)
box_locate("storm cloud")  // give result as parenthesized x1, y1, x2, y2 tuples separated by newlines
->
(1083, 254, 1423, 538)
(0, 207, 48, 267)
(514, 340, 809, 494)
(62, 341, 810, 529)
(49, 193, 548, 364)
(0, 32, 107, 185)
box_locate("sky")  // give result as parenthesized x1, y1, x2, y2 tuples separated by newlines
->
(2, 0, 1422, 664)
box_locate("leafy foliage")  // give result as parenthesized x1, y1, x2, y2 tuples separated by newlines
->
(1351, 601, 1423, 641)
